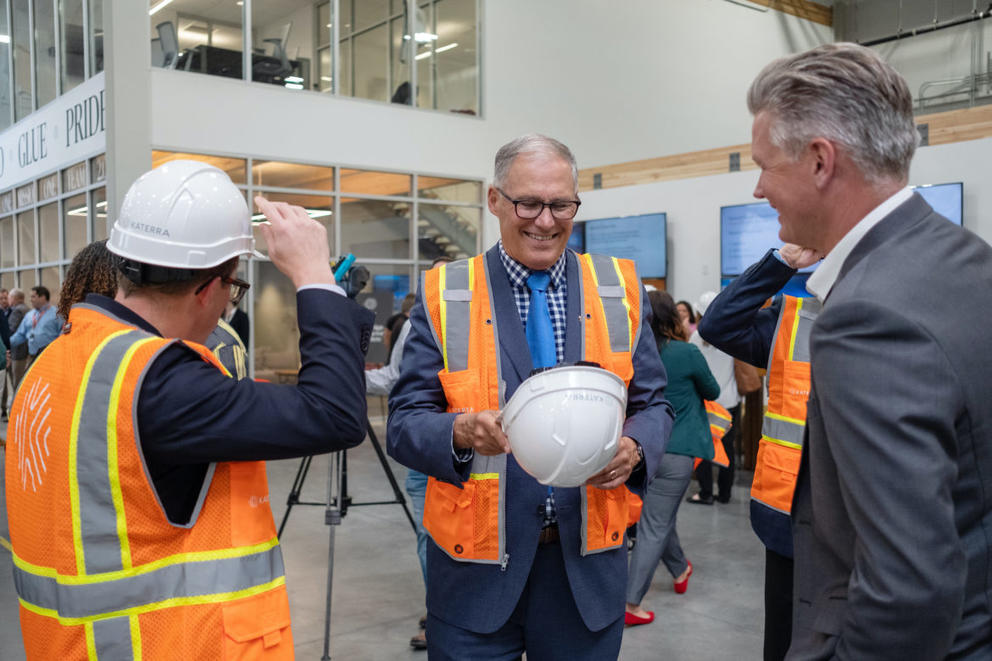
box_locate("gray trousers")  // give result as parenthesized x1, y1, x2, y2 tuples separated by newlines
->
(626, 452, 694, 605)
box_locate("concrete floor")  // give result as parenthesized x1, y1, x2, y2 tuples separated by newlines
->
(0, 418, 765, 660)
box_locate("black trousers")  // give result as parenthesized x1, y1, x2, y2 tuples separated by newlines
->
(694, 404, 740, 500)
(764, 548, 794, 661)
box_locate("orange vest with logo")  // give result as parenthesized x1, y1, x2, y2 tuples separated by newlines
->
(694, 400, 732, 470)
(420, 253, 644, 566)
(6, 304, 292, 660)
(750, 295, 819, 515)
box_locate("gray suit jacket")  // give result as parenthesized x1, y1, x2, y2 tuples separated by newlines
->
(789, 194, 992, 660)
(8, 303, 27, 360)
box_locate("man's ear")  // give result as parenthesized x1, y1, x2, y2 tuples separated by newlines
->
(194, 277, 218, 307)
(809, 137, 836, 190)
(487, 186, 500, 215)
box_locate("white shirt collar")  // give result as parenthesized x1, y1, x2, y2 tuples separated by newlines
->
(806, 187, 914, 302)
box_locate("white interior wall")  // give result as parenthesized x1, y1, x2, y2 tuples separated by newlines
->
(577, 136, 992, 305)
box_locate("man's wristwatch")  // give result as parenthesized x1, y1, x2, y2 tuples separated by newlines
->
(633, 441, 644, 468)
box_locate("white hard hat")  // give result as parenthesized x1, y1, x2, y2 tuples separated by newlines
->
(696, 291, 718, 316)
(108, 160, 255, 275)
(501, 365, 627, 487)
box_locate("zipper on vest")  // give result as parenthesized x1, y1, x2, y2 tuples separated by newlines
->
(500, 553, 509, 571)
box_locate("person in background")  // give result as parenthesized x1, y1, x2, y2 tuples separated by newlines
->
(57, 240, 119, 321)
(625, 290, 719, 626)
(687, 291, 741, 505)
(5, 288, 28, 397)
(675, 299, 696, 337)
(224, 300, 250, 349)
(383, 292, 417, 357)
(0, 288, 9, 421)
(6, 286, 61, 369)
(388, 134, 671, 659)
(748, 43, 992, 658)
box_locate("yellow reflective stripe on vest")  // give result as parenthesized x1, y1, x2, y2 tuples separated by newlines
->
(12, 538, 285, 622)
(761, 412, 804, 449)
(587, 254, 634, 353)
(707, 409, 731, 433)
(469, 472, 499, 480)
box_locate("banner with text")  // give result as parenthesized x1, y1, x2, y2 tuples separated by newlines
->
(0, 71, 105, 190)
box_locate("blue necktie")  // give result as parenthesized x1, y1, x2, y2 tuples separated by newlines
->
(525, 271, 555, 370)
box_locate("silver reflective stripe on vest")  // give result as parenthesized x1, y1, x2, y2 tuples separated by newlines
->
(76, 331, 147, 575)
(442, 260, 472, 373)
(791, 298, 821, 363)
(588, 254, 630, 353)
(761, 415, 804, 448)
(708, 410, 730, 433)
(13, 544, 284, 620)
(92, 617, 133, 660)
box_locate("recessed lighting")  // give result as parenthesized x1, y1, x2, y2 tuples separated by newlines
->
(0, 35, 9, 44)
(284, 82, 304, 90)
(149, 0, 175, 16)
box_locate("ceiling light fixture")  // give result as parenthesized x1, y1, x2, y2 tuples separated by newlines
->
(416, 42, 457, 60)
(149, 0, 175, 16)
(252, 208, 331, 221)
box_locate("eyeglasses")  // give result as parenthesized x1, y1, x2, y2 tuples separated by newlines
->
(496, 188, 581, 220)
(195, 273, 251, 306)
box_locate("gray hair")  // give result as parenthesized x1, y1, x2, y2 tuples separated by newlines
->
(493, 134, 578, 190)
(747, 42, 918, 183)
(9, 287, 23, 301)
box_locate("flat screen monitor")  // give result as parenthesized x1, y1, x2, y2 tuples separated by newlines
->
(720, 182, 964, 277)
(584, 212, 667, 278)
(567, 222, 585, 253)
(914, 182, 962, 226)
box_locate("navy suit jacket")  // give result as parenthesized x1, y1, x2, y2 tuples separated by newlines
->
(387, 246, 673, 634)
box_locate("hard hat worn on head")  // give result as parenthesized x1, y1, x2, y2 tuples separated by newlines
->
(696, 291, 718, 317)
(108, 160, 255, 272)
(501, 365, 627, 487)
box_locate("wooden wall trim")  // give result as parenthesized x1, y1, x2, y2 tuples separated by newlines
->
(579, 105, 992, 192)
(752, 0, 833, 27)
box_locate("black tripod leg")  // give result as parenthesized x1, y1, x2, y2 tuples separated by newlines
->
(278, 455, 313, 538)
(366, 420, 417, 533)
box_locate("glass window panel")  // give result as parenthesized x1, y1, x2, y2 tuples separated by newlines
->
(339, 0, 352, 36)
(414, 1, 432, 108)
(89, 0, 102, 73)
(38, 173, 57, 200)
(339, 168, 410, 196)
(252, 161, 334, 190)
(16, 183, 33, 208)
(0, 272, 12, 290)
(317, 46, 331, 92)
(39, 266, 59, 306)
(151, 150, 246, 184)
(434, 0, 477, 114)
(417, 177, 481, 202)
(18, 268, 35, 288)
(34, 0, 57, 107)
(39, 202, 58, 263)
(339, 37, 351, 95)
(91, 187, 106, 241)
(353, 23, 387, 102)
(63, 192, 86, 257)
(62, 159, 87, 191)
(317, 1, 330, 47)
(389, 15, 409, 105)
(251, 0, 307, 89)
(0, 0, 12, 132)
(156, 3, 242, 80)
(17, 210, 35, 265)
(418, 202, 478, 262)
(90, 153, 106, 182)
(356, 262, 413, 365)
(353, 0, 388, 32)
(253, 259, 300, 380)
(251, 192, 333, 255)
(0, 216, 13, 268)
(12, 0, 31, 121)
(340, 199, 410, 259)
(0, 192, 13, 213)
(60, 0, 85, 93)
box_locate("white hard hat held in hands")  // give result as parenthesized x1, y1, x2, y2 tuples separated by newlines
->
(501, 365, 627, 487)
(108, 159, 257, 271)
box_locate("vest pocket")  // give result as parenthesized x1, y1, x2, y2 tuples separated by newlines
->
(424, 476, 501, 562)
(222, 586, 293, 660)
(752, 440, 801, 513)
(585, 486, 633, 552)
(438, 368, 483, 414)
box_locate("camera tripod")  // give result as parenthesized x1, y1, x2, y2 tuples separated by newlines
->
(277, 418, 417, 660)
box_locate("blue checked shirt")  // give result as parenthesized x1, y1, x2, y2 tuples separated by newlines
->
(497, 241, 568, 366)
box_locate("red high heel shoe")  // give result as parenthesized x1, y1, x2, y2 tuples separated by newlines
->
(674, 561, 693, 594)
(624, 610, 655, 626)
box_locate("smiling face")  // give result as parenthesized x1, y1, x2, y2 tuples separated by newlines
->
(488, 151, 576, 271)
(751, 111, 824, 250)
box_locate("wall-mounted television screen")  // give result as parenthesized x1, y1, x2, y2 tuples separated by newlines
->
(583, 212, 667, 278)
(567, 222, 585, 253)
(720, 182, 963, 277)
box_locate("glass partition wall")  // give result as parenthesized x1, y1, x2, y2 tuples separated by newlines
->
(150, 0, 479, 115)
(152, 150, 483, 381)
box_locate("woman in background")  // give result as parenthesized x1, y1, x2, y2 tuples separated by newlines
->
(676, 299, 697, 338)
(57, 239, 118, 320)
(625, 290, 720, 626)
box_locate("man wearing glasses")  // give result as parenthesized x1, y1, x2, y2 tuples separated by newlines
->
(388, 134, 672, 658)
(5, 160, 374, 659)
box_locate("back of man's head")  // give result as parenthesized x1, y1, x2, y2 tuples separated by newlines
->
(10, 288, 24, 304)
(747, 42, 917, 184)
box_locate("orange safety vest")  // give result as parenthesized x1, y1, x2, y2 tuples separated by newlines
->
(420, 253, 644, 565)
(750, 295, 820, 515)
(694, 401, 732, 471)
(6, 304, 292, 660)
